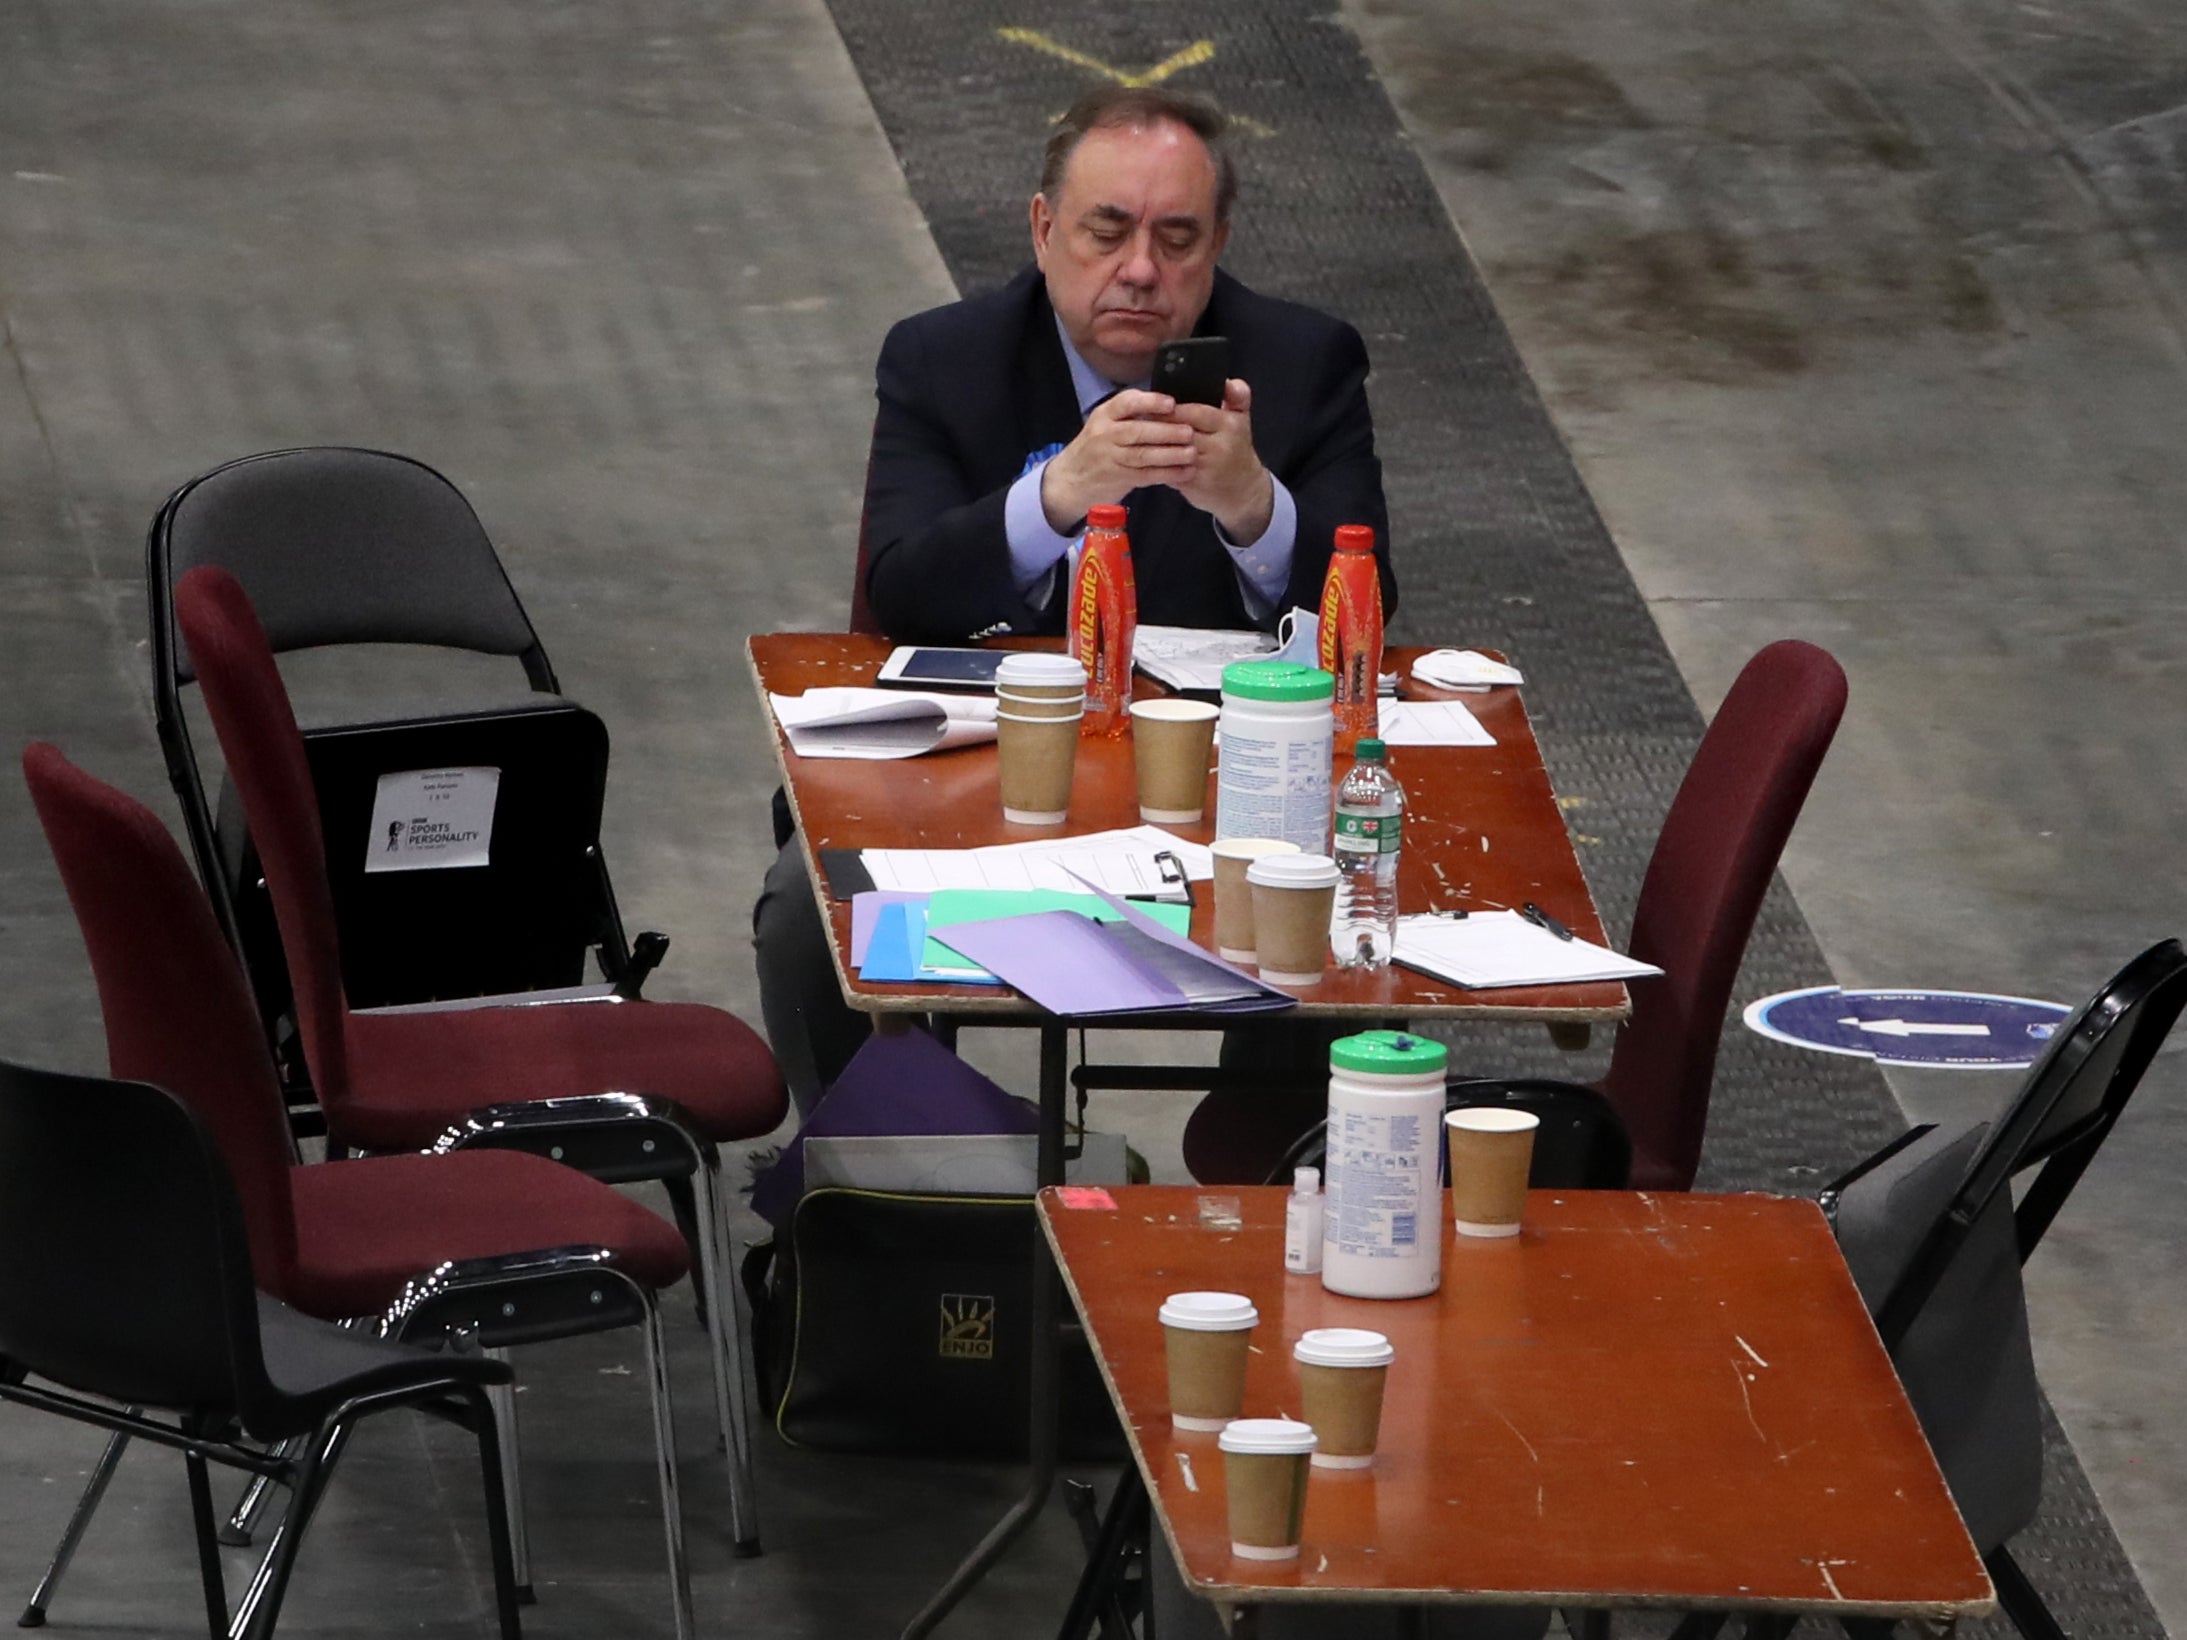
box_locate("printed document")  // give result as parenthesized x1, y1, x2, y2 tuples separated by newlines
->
(1391, 910, 1660, 988)
(769, 688, 998, 759)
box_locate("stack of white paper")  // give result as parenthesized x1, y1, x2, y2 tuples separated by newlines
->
(1391, 911, 1661, 988)
(1378, 699, 1496, 747)
(1132, 624, 1275, 692)
(769, 688, 997, 759)
(860, 824, 1213, 898)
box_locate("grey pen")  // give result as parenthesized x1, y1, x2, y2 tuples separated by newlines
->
(1521, 901, 1574, 941)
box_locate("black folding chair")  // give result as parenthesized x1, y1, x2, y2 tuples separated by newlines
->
(148, 447, 661, 1098)
(0, 1057, 523, 1640)
(1820, 937, 2187, 1640)
(1265, 1077, 1635, 1190)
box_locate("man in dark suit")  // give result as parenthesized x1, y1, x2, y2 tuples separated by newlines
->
(864, 86, 1393, 642)
(757, 86, 1395, 1140)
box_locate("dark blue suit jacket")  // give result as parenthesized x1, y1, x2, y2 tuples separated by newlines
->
(862, 265, 1394, 643)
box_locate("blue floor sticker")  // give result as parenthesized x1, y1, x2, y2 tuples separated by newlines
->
(1743, 987, 2070, 1068)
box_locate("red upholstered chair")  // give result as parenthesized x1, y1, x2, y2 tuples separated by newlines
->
(1185, 639, 1847, 1190)
(21, 742, 700, 1636)
(173, 565, 786, 1552)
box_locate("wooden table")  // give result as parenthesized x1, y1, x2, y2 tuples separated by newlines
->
(1042, 1186, 1994, 1629)
(746, 633, 1636, 1637)
(748, 632, 1628, 1026)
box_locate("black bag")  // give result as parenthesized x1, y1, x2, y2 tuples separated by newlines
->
(749, 1186, 1125, 1461)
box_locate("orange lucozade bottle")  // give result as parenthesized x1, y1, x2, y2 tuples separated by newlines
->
(1068, 503, 1139, 738)
(1318, 524, 1383, 753)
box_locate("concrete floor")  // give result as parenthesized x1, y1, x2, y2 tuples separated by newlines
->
(0, 0, 2180, 1635)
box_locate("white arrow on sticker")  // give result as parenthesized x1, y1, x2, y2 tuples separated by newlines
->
(1837, 1017, 1991, 1039)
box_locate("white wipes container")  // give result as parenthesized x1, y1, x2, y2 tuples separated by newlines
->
(1215, 661, 1335, 856)
(1321, 1031, 1451, 1299)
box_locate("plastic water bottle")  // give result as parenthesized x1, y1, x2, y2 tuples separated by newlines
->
(1332, 738, 1402, 969)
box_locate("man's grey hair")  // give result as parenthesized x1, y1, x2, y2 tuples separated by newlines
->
(1039, 85, 1237, 224)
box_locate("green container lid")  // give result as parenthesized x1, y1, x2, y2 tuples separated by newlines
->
(1329, 1030, 1450, 1077)
(1355, 738, 1387, 760)
(1221, 660, 1334, 702)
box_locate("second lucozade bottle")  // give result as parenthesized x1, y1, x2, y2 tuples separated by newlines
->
(1317, 524, 1383, 753)
(1068, 504, 1138, 738)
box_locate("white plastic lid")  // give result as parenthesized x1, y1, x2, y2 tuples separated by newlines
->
(1291, 1166, 1320, 1194)
(1444, 1108, 1542, 1135)
(1129, 697, 1219, 722)
(1247, 852, 1340, 890)
(995, 652, 1087, 688)
(1293, 1328, 1395, 1369)
(1210, 837, 1300, 863)
(1218, 1417, 1319, 1456)
(1158, 1291, 1260, 1332)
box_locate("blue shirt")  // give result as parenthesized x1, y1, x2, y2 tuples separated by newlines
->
(1003, 317, 1297, 619)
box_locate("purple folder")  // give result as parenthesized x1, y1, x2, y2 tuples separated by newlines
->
(936, 880, 1295, 1019)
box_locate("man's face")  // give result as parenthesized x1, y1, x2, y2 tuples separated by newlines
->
(1031, 119, 1228, 384)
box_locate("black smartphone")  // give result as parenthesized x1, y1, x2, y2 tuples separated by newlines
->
(1152, 336, 1232, 408)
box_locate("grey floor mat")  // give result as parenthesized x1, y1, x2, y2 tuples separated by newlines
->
(817, 0, 2162, 1632)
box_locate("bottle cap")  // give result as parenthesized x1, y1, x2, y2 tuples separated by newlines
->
(1354, 738, 1386, 760)
(1158, 1291, 1260, 1332)
(1333, 524, 1376, 554)
(1292, 1166, 1319, 1194)
(1221, 660, 1335, 703)
(1329, 1030, 1450, 1077)
(1293, 1328, 1395, 1369)
(1217, 1417, 1318, 1456)
(1086, 504, 1128, 530)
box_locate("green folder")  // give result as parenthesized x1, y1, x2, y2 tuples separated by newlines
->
(923, 888, 1191, 973)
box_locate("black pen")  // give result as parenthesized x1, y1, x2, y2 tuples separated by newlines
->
(1521, 901, 1574, 941)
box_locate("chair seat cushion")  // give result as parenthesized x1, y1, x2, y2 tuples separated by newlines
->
(288, 1149, 691, 1320)
(338, 997, 786, 1154)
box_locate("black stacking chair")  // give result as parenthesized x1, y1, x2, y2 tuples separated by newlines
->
(147, 447, 662, 1097)
(0, 1057, 523, 1640)
(1821, 937, 2187, 1640)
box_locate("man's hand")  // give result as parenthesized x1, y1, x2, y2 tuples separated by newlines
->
(1039, 389, 1195, 532)
(1167, 380, 1274, 545)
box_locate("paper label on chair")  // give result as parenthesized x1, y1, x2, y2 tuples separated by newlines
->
(364, 768, 500, 872)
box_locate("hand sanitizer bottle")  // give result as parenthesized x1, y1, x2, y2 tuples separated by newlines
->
(1284, 1166, 1325, 1274)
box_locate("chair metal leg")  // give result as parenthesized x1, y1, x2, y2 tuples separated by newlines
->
(18, 1424, 131, 1629)
(639, 1295, 695, 1640)
(1055, 1467, 1148, 1640)
(231, 1420, 342, 1640)
(218, 1437, 302, 1547)
(485, 1355, 535, 1604)
(461, 1384, 526, 1640)
(1987, 1547, 2066, 1640)
(184, 1450, 230, 1640)
(695, 1154, 762, 1555)
(226, 1421, 350, 1640)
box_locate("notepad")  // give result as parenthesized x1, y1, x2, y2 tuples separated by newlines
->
(858, 826, 1212, 899)
(1391, 911, 1661, 989)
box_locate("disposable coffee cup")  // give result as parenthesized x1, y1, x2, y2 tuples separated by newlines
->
(1293, 1328, 1395, 1469)
(1160, 1291, 1259, 1431)
(1445, 1108, 1540, 1238)
(1129, 697, 1219, 823)
(1210, 838, 1298, 962)
(1219, 1418, 1318, 1560)
(995, 652, 1088, 722)
(1246, 853, 1341, 985)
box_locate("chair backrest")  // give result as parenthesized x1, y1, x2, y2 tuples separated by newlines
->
(1602, 639, 1848, 1189)
(23, 743, 303, 1299)
(174, 566, 358, 1122)
(0, 1057, 263, 1415)
(1264, 1077, 1633, 1191)
(1872, 937, 2187, 1347)
(849, 445, 884, 636)
(146, 448, 557, 962)
(149, 447, 549, 681)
